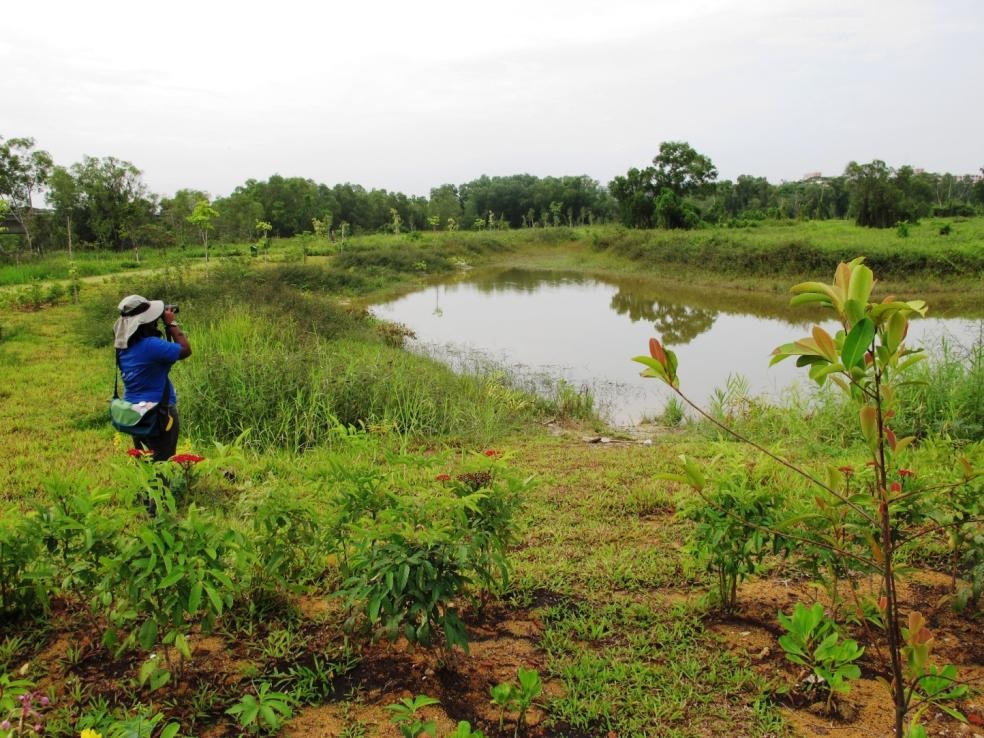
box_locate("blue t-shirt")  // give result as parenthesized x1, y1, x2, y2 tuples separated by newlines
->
(118, 337, 182, 405)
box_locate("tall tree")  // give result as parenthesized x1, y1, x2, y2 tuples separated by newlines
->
(47, 166, 80, 257)
(609, 142, 716, 228)
(844, 160, 906, 228)
(160, 189, 208, 246)
(70, 156, 152, 249)
(187, 198, 219, 269)
(609, 167, 656, 228)
(651, 141, 718, 197)
(0, 136, 53, 255)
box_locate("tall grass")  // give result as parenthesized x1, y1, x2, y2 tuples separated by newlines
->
(180, 313, 554, 450)
(894, 330, 984, 441)
(78, 260, 590, 450)
(702, 329, 984, 449)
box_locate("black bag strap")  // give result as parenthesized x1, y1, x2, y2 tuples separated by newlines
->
(114, 349, 171, 409)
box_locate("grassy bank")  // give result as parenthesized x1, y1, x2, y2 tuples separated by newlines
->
(3, 217, 982, 301)
(0, 255, 981, 737)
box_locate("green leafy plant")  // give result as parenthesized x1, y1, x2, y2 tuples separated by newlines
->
(635, 258, 979, 737)
(901, 611, 969, 734)
(338, 457, 524, 654)
(490, 681, 516, 731)
(447, 721, 485, 738)
(778, 602, 864, 712)
(934, 470, 984, 611)
(83, 708, 180, 738)
(339, 501, 472, 651)
(680, 473, 782, 612)
(225, 682, 293, 735)
(0, 514, 50, 617)
(0, 673, 37, 736)
(386, 694, 439, 738)
(34, 481, 126, 603)
(246, 488, 325, 594)
(99, 494, 248, 680)
(490, 667, 543, 736)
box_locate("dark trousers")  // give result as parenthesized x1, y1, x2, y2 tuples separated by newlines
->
(134, 408, 180, 461)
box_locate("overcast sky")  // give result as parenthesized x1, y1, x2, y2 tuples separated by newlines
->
(3, 0, 982, 199)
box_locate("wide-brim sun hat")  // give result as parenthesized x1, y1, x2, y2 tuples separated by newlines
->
(113, 294, 165, 349)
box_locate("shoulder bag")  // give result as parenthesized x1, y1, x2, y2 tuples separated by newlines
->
(109, 350, 173, 438)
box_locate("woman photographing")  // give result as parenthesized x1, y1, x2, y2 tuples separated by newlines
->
(113, 294, 192, 461)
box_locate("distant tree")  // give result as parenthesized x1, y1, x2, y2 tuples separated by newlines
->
(160, 189, 208, 246)
(427, 214, 440, 231)
(187, 198, 218, 267)
(844, 160, 908, 228)
(427, 184, 461, 230)
(0, 199, 9, 263)
(70, 156, 153, 249)
(651, 141, 718, 197)
(653, 188, 701, 229)
(389, 207, 402, 234)
(255, 220, 273, 258)
(312, 212, 332, 238)
(47, 166, 80, 257)
(212, 189, 264, 241)
(609, 142, 716, 229)
(0, 136, 53, 255)
(549, 201, 563, 227)
(609, 167, 656, 227)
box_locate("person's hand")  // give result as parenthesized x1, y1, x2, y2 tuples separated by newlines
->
(162, 308, 177, 326)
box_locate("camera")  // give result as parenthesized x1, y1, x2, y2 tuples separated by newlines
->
(164, 304, 179, 314)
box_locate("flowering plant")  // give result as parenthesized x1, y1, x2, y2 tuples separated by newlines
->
(169, 453, 206, 495)
(0, 689, 49, 737)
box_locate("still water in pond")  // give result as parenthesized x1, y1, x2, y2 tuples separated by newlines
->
(371, 269, 981, 426)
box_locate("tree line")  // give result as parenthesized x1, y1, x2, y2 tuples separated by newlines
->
(2, 134, 982, 257)
(609, 141, 984, 230)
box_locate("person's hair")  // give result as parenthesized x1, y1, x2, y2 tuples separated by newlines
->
(127, 321, 162, 347)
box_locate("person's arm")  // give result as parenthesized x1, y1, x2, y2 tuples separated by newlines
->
(162, 308, 192, 360)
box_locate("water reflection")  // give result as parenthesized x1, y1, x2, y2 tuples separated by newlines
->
(609, 290, 718, 345)
(370, 268, 981, 426)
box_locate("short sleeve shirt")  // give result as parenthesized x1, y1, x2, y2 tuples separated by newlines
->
(118, 337, 182, 405)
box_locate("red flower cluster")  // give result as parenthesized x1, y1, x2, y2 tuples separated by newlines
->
(127, 448, 153, 458)
(890, 482, 902, 494)
(435, 473, 451, 481)
(838, 465, 855, 476)
(483, 449, 501, 458)
(170, 453, 205, 464)
(898, 468, 915, 478)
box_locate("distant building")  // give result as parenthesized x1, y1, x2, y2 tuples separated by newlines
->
(801, 171, 823, 182)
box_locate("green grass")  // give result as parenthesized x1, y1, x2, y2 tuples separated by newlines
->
(5, 218, 982, 295)
(1, 247, 982, 737)
(587, 218, 984, 280)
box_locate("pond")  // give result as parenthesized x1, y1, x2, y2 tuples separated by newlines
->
(370, 269, 981, 426)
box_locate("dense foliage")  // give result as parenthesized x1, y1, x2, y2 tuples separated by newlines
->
(3, 133, 982, 262)
(609, 142, 984, 230)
